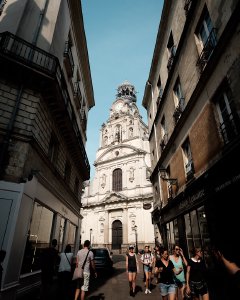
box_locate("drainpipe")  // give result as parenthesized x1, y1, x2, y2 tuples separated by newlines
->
(0, 84, 24, 178)
(32, 0, 49, 46)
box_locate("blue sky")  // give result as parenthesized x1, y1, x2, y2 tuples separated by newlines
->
(81, 0, 163, 177)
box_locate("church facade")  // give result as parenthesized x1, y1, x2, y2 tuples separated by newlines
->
(81, 81, 155, 252)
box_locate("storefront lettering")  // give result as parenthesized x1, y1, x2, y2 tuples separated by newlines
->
(215, 173, 240, 192)
(179, 189, 205, 210)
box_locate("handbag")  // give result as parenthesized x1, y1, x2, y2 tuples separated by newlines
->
(72, 250, 90, 281)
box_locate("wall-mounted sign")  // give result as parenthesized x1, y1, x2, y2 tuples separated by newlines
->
(143, 203, 152, 210)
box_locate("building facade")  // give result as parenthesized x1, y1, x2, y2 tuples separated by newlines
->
(142, 1, 240, 299)
(0, 0, 94, 298)
(81, 81, 155, 253)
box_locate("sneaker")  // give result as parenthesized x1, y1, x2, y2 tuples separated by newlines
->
(145, 289, 148, 294)
(147, 289, 151, 294)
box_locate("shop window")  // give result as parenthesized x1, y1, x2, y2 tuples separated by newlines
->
(112, 168, 122, 191)
(58, 217, 66, 252)
(66, 222, 77, 252)
(184, 206, 210, 258)
(21, 202, 54, 274)
(166, 219, 179, 252)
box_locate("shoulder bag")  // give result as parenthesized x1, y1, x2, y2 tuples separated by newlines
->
(72, 250, 90, 280)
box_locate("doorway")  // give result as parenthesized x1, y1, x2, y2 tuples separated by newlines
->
(112, 220, 122, 250)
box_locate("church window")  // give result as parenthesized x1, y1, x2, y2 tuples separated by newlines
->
(129, 127, 133, 138)
(112, 168, 122, 191)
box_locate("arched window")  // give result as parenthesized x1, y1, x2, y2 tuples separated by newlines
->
(112, 168, 122, 191)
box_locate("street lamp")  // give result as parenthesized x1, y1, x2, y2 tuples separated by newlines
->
(90, 228, 92, 244)
(134, 225, 138, 254)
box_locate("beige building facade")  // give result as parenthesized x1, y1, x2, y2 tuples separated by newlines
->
(0, 0, 94, 298)
(142, 1, 240, 298)
(82, 81, 155, 253)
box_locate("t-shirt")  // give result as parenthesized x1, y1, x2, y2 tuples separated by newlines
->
(141, 252, 153, 265)
(158, 259, 175, 284)
(58, 252, 73, 272)
(77, 249, 94, 274)
(188, 258, 207, 282)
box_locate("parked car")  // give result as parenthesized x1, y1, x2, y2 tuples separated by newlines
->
(91, 247, 113, 272)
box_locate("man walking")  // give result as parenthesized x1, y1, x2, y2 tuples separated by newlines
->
(74, 240, 97, 300)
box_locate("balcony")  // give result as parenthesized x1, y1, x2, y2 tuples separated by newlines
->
(64, 41, 74, 77)
(173, 97, 185, 124)
(220, 112, 240, 145)
(196, 28, 217, 73)
(0, 31, 90, 179)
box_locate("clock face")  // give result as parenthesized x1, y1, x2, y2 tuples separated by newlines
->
(115, 102, 123, 111)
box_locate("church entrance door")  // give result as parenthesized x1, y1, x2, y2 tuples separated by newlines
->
(112, 220, 122, 250)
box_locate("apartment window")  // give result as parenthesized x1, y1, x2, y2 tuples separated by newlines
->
(157, 76, 163, 105)
(160, 116, 168, 151)
(215, 86, 240, 144)
(112, 168, 122, 191)
(167, 31, 176, 72)
(182, 138, 194, 180)
(196, 7, 217, 72)
(173, 78, 185, 124)
(64, 160, 71, 184)
(48, 134, 59, 165)
(64, 33, 74, 77)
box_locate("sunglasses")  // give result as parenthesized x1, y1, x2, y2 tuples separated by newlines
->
(175, 248, 180, 251)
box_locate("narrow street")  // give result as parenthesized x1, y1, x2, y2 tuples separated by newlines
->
(18, 254, 162, 300)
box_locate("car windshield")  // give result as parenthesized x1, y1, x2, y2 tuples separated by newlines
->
(92, 249, 108, 257)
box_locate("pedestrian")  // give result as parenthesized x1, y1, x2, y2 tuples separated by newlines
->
(58, 244, 74, 300)
(140, 245, 154, 294)
(126, 245, 139, 297)
(186, 247, 209, 300)
(158, 247, 182, 300)
(40, 238, 60, 299)
(169, 245, 188, 300)
(153, 245, 162, 284)
(74, 240, 97, 300)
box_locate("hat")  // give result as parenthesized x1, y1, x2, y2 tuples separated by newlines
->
(129, 245, 134, 249)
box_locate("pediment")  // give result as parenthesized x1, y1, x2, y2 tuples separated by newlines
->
(102, 191, 127, 203)
(95, 144, 146, 164)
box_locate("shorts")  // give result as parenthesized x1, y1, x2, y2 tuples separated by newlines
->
(128, 267, 137, 273)
(190, 280, 208, 297)
(159, 282, 177, 296)
(144, 265, 152, 273)
(76, 272, 90, 292)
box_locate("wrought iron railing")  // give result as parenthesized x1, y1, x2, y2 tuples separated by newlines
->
(196, 28, 217, 73)
(0, 31, 90, 175)
(0, 31, 57, 74)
